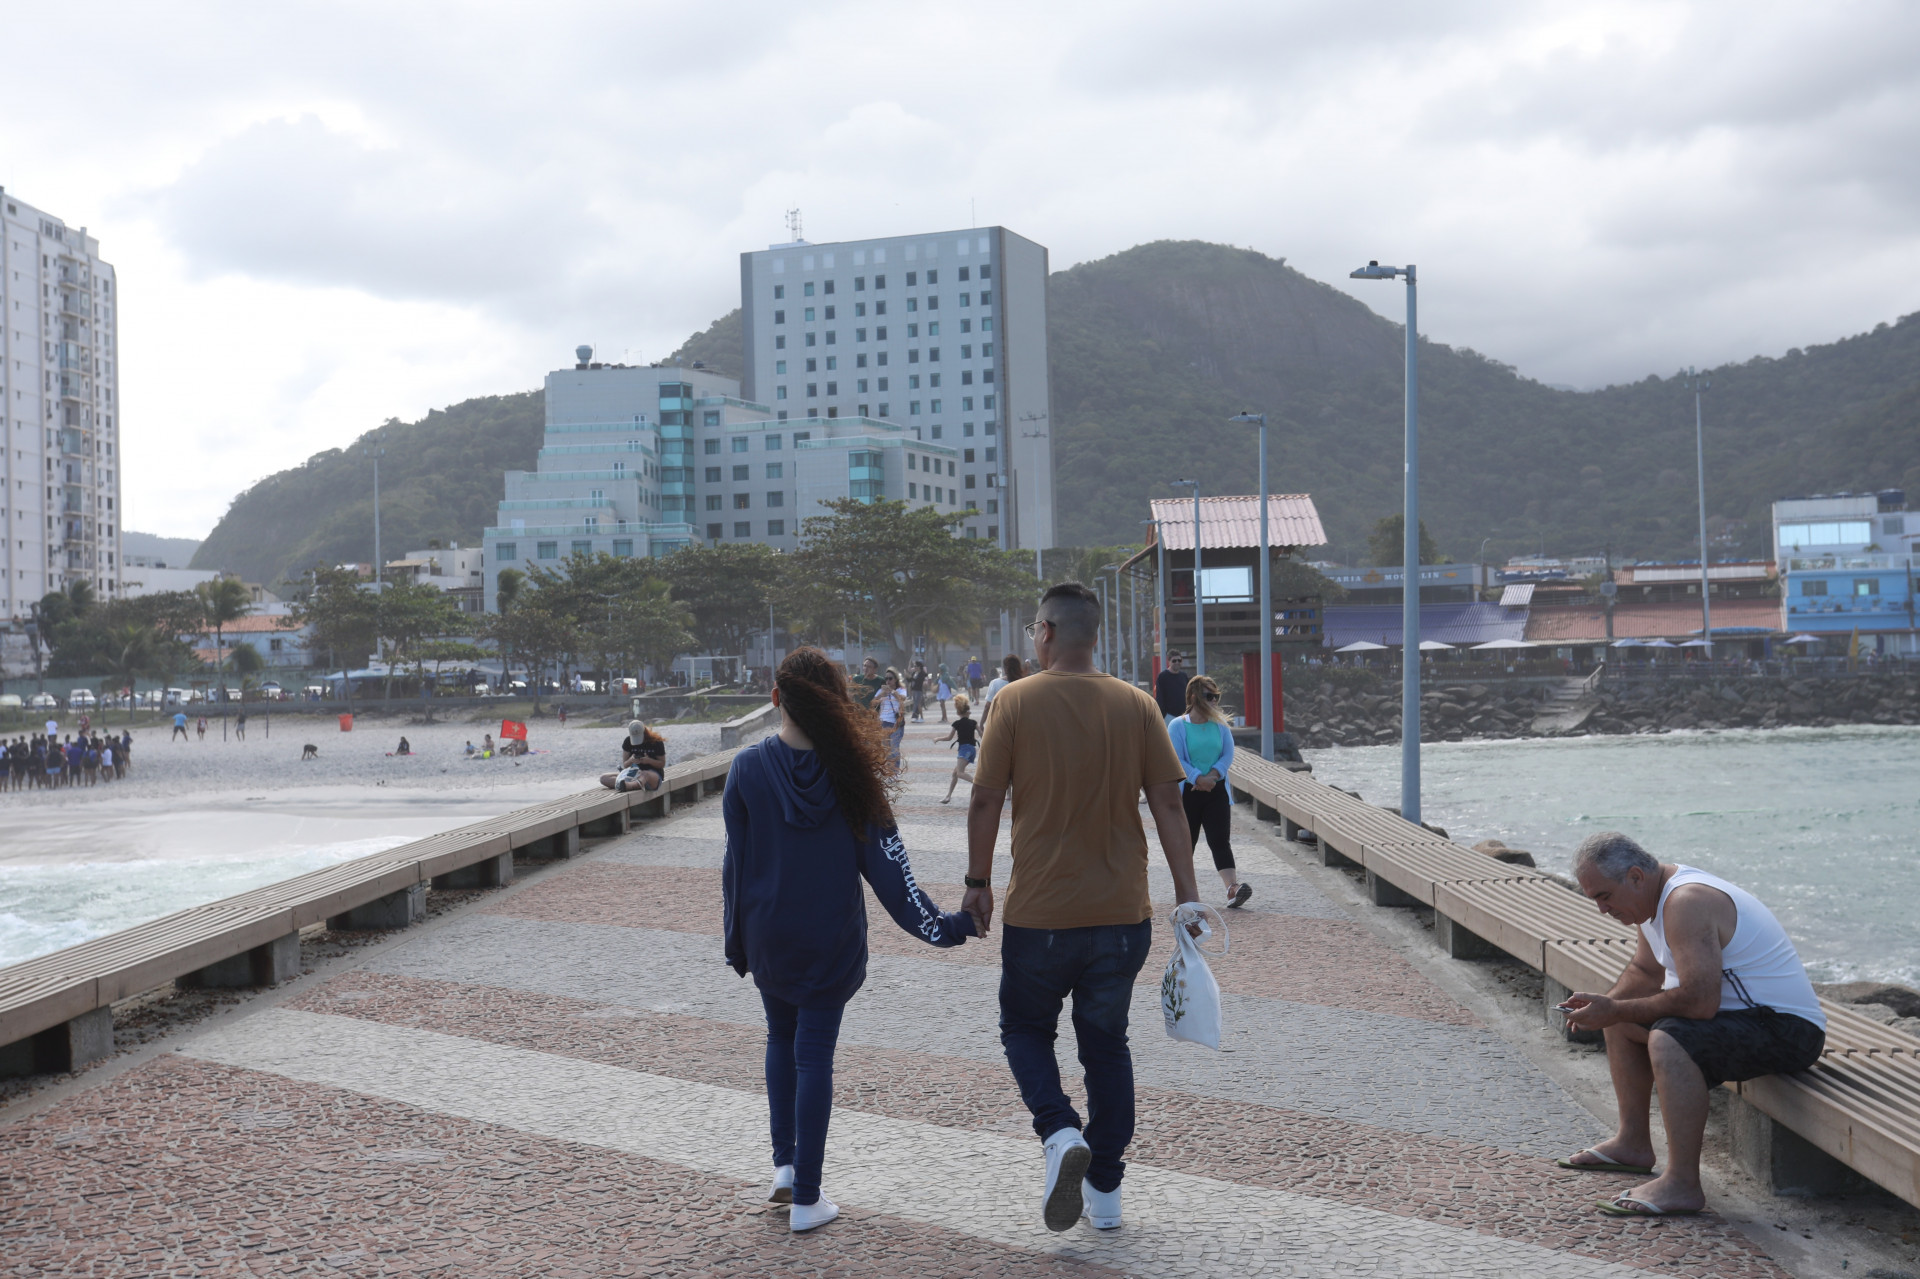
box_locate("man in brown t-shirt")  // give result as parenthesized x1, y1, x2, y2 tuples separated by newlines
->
(964, 582, 1202, 1233)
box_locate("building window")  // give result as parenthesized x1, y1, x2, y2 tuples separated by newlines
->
(906, 271, 918, 286)
(733, 437, 750, 453)
(767, 462, 784, 478)
(876, 352, 888, 366)
(960, 292, 971, 307)
(909, 350, 921, 364)
(793, 431, 811, 443)
(964, 447, 976, 461)
(1854, 578, 1880, 596)
(825, 355, 838, 370)
(960, 319, 972, 333)
(732, 464, 750, 481)
(983, 394, 996, 410)
(826, 381, 838, 395)
(776, 386, 788, 399)
(985, 447, 996, 462)
(931, 398, 943, 412)
(856, 377, 869, 391)
(768, 520, 785, 535)
(734, 493, 751, 509)
(909, 482, 918, 499)
(775, 335, 786, 349)
(571, 540, 592, 556)
(856, 354, 868, 368)
(875, 301, 887, 316)
(497, 542, 517, 561)
(776, 360, 787, 374)
(961, 371, 973, 385)
(982, 369, 995, 384)
(707, 523, 724, 540)
(774, 284, 785, 299)
(767, 491, 784, 507)
(962, 396, 975, 410)
(980, 318, 992, 332)
(979, 265, 991, 279)
(1801, 580, 1828, 596)
(965, 527, 978, 539)
(874, 273, 886, 287)
(613, 539, 634, 557)
(931, 424, 942, 439)
(927, 295, 939, 310)
(805, 333, 816, 347)
(807, 382, 818, 397)
(734, 521, 752, 538)
(825, 307, 835, 320)
(706, 495, 723, 510)
(929, 348, 941, 362)
(537, 542, 558, 560)
(773, 309, 786, 324)
(766, 435, 783, 450)
(855, 276, 866, 291)
(963, 423, 975, 438)
(777, 410, 789, 420)
(910, 400, 922, 415)
(879, 401, 890, 417)
(980, 290, 992, 305)
(907, 298, 918, 313)
(804, 282, 815, 297)
(703, 410, 721, 426)
(804, 307, 815, 321)
(965, 474, 977, 489)
(705, 466, 722, 482)
(986, 499, 998, 514)
(805, 358, 817, 372)
(705, 438, 721, 454)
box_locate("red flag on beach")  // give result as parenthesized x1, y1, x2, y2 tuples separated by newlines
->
(500, 719, 528, 741)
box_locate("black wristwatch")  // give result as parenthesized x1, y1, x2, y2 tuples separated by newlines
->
(964, 875, 989, 889)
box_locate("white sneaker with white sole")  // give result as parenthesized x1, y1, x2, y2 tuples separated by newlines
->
(1041, 1127, 1092, 1232)
(767, 1165, 795, 1203)
(1081, 1178, 1121, 1229)
(789, 1193, 839, 1232)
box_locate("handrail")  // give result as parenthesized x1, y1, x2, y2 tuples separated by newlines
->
(1580, 662, 1606, 693)
(718, 702, 779, 749)
(0, 748, 741, 1075)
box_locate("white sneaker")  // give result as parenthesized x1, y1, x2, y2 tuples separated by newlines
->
(1082, 1178, 1122, 1229)
(789, 1193, 839, 1232)
(1041, 1127, 1092, 1232)
(767, 1165, 795, 1203)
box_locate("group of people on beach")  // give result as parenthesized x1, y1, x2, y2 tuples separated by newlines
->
(720, 579, 1832, 1232)
(3, 728, 131, 790)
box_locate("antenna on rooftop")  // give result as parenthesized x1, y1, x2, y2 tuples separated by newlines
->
(785, 207, 803, 241)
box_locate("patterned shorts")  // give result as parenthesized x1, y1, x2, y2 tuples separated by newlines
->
(1651, 1007, 1825, 1088)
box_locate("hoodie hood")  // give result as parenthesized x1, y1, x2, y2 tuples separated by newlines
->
(759, 735, 840, 830)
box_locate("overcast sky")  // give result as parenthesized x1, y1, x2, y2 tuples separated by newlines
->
(6, 1, 1917, 540)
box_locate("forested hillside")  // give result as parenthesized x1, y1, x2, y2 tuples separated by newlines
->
(191, 242, 1920, 582)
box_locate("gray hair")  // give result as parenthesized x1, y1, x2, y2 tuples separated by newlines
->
(1573, 831, 1659, 881)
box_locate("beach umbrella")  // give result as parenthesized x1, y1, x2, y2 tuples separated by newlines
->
(1641, 638, 1678, 648)
(1417, 640, 1455, 651)
(1677, 639, 1713, 648)
(1609, 638, 1642, 648)
(1471, 638, 1536, 650)
(1335, 640, 1390, 653)
(1783, 634, 1822, 645)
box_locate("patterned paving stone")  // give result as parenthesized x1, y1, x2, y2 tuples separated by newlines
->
(286, 969, 1786, 1277)
(178, 1008, 1662, 1278)
(363, 912, 1602, 1155)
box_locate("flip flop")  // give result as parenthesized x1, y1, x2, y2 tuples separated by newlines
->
(1555, 1148, 1655, 1175)
(1596, 1193, 1702, 1218)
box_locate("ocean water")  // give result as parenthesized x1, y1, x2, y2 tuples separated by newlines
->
(1303, 724, 1920, 986)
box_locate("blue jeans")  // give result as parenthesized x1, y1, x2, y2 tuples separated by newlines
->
(760, 991, 846, 1207)
(998, 919, 1153, 1193)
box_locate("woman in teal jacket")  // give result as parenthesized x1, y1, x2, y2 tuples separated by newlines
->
(1167, 674, 1249, 908)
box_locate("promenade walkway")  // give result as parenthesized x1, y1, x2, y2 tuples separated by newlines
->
(2, 721, 1792, 1276)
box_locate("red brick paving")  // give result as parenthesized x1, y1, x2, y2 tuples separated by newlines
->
(285, 970, 1786, 1277)
(486, 862, 1479, 1026)
(0, 1053, 1127, 1279)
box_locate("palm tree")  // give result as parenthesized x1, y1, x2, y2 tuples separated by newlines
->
(100, 624, 155, 724)
(196, 577, 253, 704)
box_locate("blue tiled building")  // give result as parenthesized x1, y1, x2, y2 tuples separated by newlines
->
(1774, 492, 1918, 657)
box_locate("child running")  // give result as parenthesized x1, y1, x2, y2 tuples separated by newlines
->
(938, 694, 977, 804)
(723, 647, 975, 1231)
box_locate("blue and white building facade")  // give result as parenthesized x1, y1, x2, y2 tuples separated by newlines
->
(1774, 491, 1919, 655)
(738, 226, 1055, 552)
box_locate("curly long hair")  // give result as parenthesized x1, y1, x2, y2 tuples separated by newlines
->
(775, 647, 898, 833)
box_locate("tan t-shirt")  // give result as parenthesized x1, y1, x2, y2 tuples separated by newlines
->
(973, 670, 1186, 929)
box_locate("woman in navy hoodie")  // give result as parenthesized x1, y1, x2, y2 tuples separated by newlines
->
(723, 647, 975, 1232)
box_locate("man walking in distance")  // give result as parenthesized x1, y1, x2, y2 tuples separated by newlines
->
(1557, 832, 1826, 1218)
(1153, 650, 1188, 725)
(964, 582, 1204, 1233)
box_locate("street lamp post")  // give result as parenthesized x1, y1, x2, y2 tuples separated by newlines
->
(1228, 412, 1274, 761)
(365, 447, 387, 593)
(1173, 479, 1203, 677)
(1143, 518, 1166, 680)
(1349, 260, 1422, 822)
(1689, 368, 1713, 659)
(1101, 564, 1122, 677)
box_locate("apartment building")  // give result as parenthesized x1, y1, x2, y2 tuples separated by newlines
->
(0, 189, 122, 615)
(737, 226, 1054, 551)
(1774, 490, 1917, 655)
(482, 350, 961, 610)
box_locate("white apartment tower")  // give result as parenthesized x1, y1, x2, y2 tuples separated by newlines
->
(0, 189, 122, 615)
(738, 227, 1055, 551)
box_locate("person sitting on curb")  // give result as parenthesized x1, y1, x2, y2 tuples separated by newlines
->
(602, 719, 667, 792)
(1556, 831, 1827, 1218)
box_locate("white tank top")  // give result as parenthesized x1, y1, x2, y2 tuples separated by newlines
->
(1640, 866, 1825, 1029)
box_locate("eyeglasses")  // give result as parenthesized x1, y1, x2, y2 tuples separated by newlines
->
(1022, 619, 1053, 640)
(1204, 691, 1220, 701)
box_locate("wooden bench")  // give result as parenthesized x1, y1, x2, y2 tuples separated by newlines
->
(1229, 754, 1920, 1209)
(0, 748, 742, 1080)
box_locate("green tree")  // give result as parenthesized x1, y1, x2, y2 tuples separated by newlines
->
(657, 542, 782, 655)
(290, 567, 382, 693)
(495, 567, 527, 613)
(1367, 514, 1442, 567)
(98, 623, 157, 722)
(781, 499, 1036, 665)
(373, 580, 467, 698)
(483, 605, 574, 713)
(195, 577, 254, 694)
(603, 580, 696, 678)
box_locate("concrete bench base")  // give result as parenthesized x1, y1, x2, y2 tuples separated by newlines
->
(1543, 976, 1604, 1044)
(1254, 800, 1281, 823)
(1730, 1094, 1867, 1197)
(431, 850, 514, 891)
(1366, 869, 1416, 906)
(178, 931, 301, 990)
(0, 1006, 113, 1078)
(522, 828, 580, 860)
(1434, 910, 1501, 960)
(581, 809, 631, 839)
(327, 883, 426, 932)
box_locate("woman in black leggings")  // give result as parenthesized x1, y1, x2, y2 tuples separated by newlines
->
(1167, 675, 1250, 908)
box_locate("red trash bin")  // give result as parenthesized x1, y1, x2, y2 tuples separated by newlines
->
(339, 713, 354, 732)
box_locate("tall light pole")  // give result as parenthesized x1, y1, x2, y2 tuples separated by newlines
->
(365, 447, 387, 593)
(1174, 479, 1203, 677)
(1143, 518, 1166, 679)
(1689, 368, 1713, 659)
(1229, 412, 1274, 761)
(1349, 260, 1422, 822)
(1102, 564, 1122, 677)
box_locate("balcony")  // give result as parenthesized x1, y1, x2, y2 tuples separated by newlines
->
(496, 497, 611, 511)
(59, 430, 86, 456)
(59, 292, 89, 317)
(59, 375, 89, 401)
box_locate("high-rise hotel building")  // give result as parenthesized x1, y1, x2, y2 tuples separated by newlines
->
(0, 190, 122, 614)
(738, 227, 1054, 552)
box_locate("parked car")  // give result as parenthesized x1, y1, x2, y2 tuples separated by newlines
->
(27, 692, 58, 711)
(0, 694, 22, 711)
(302, 685, 329, 700)
(163, 688, 190, 707)
(67, 689, 98, 710)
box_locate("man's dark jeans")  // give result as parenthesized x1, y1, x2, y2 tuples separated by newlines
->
(999, 919, 1153, 1193)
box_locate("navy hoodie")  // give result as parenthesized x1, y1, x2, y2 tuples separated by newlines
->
(722, 734, 973, 1008)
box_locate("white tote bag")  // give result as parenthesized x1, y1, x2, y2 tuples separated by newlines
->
(1161, 902, 1228, 1049)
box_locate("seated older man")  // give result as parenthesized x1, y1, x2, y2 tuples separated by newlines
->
(1557, 831, 1826, 1218)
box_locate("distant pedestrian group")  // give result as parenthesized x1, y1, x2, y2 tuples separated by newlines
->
(4, 730, 131, 790)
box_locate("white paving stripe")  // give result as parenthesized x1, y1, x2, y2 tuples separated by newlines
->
(181, 1009, 1638, 1279)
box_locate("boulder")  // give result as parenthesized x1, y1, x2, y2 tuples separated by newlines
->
(1471, 838, 1538, 867)
(1819, 981, 1920, 1020)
